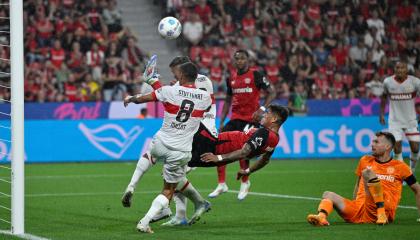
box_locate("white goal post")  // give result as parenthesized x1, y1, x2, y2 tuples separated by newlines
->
(10, 0, 24, 235)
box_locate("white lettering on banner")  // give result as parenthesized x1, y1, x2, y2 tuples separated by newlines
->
(293, 130, 315, 153)
(355, 129, 375, 152)
(337, 125, 353, 153)
(276, 124, 377, 155)
(78, 123, 142, 159)
(318, 129, 335, 153)
(277, 127, 291, 153)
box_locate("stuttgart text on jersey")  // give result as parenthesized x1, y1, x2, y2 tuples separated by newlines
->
(178, 89, 204, 100)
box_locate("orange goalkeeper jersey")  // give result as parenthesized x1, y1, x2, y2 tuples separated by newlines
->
(354, 155, 413, 219)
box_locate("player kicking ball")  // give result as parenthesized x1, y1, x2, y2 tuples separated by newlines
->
(307, 132, 420, 226)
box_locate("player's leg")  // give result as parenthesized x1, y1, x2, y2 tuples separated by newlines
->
(406, 127, 420, 174)
(161, 190, 188, 226)
(361, 168, 387, 224)
(307, 191, 346, 226)
(389, 128, 404, 161)
(122, 151, 156, 207)
(137, 180, 177, 233)
(237, 123, 256, 200)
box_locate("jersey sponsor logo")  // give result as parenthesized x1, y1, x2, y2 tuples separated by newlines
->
(232, 87, 253, 93)
(170, 121, 186, 130)
(376, 173, 395, 182)
(387, 167, 395, 174)
(389, 92, 416, 100)
(245, 78, 251, 84)
(78, 123, 142, 159)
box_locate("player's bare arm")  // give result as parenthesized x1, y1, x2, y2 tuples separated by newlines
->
(352, 177, 360, 199)
(237, 152, 271, 180)
(201, 142, 252, 164)
(252, 82, 277, 122)
(408, 182, 420, 221)
(124, 93, 155, 107)
(219, 94, 232, 131)
(379, 93, 387, 125)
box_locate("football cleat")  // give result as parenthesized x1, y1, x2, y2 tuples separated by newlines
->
(161, 217, 188, 227)
(208, 183, 228, 198)
(376, 212, 388, 225)
(307, 214, 330, 226)
(237, 180, 251, 201)
(136, 221, 154, 234)
(189, 200, 211, 225)
(121, 189, 134, 208)
(150, 206, 172, 223)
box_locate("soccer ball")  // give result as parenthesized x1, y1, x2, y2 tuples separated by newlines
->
(158, 17, 182, 39)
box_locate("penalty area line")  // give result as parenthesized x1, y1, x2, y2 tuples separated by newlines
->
(0, 230, 50, 240)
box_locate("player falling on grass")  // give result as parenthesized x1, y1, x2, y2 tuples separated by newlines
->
(211, 49, 277, 200)
(123, 61, 212, 233)
(307, 131, 420, 226)
(160, 104, 289, 225)
(380, 61, 420, 173)
(122, 56, 216, 226)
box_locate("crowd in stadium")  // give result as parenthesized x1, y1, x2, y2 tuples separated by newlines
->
(0, 0, 418, 103)
(162, 0, 419, 99)
(19, 0, 148, 102)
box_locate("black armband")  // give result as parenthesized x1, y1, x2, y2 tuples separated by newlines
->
(405, 174, 417, 186)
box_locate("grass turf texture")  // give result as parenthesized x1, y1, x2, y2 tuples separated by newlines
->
(0, 159, 419, 240)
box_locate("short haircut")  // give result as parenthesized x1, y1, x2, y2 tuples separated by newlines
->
(234, 49, 249, 58)
(269, 104, 289, 126)
(376, 131, 396, 148)
(169, 56, 191, 67)
(179, 62, 198, 82)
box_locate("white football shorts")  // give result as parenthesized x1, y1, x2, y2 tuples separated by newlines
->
(389, 127, 420, 142)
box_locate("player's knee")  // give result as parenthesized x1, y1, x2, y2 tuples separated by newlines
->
(322, 191, 334, 199)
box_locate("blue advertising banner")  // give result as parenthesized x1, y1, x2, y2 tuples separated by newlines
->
(0, 117, 410, 163)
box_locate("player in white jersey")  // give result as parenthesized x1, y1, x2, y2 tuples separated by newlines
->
(123, 62, 212, 233)
(121, 56, 215, 228)
(380, 61, 420, 174)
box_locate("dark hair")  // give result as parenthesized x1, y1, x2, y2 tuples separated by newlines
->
(179, 62, 198, 82)
(269, 104, 289, 126)
(376, 131, 396, 148)
(169, 56, 191, 67)
(234, 49, 249, 58)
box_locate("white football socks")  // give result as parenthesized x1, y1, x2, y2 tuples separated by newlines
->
(410, 151, 418, 174)
(173, 192, 187, 220)
(127, 152, 154, 191)
(140, 194, 169, 225)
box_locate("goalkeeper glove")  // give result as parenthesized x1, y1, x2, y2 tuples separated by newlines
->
(143, 54, 158, 84)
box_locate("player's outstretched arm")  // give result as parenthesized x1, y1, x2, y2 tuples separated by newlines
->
(409, 182, 420, 221)
(352, 177, 360, 199)
(201, 143, 252, 164)
(237, 152, 271, 180)
(124, 93, 155, 107)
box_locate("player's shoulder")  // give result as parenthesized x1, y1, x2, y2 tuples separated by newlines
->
(360, 155, 375, 163)
(408, 75, 420, 81)
(383, 75, 394, 84)
(196, 74, 210, 82)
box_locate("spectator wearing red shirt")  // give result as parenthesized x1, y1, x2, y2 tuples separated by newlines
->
(35, 13, 54, 47)
(67, 42, 85, 72)
(194, 0, 212, 24)
(86, 42, 104, 81)
(264, 58, 280, 85)
(64, 73, 78, 102)
(396, 0, 414, 23)
(209, 58, 225, 94)
(241, 12, 256, 36)
(50, 39, 66, 69)
(331, 41, 348, 67)
(198, 44, 213, 70)
(122, 37, 145, 70)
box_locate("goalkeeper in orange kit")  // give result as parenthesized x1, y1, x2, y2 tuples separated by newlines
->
(307, 131, 420, 226)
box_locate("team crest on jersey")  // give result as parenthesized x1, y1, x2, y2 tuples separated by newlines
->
(197, 76, 206, 82)
(387, 167, 395, 174)
(231, 81, 235, 85)
(245, 78, 251, 84)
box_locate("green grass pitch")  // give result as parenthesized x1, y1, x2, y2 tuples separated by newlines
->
(0, 159, 419, 240)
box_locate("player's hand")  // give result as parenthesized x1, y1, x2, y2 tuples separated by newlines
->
(379, 114, 385, 125)
(252, 108, 265, 122)
(236, 169, 250, 180)
(123, 96, 133, 107)
(200, 153, 218, 162)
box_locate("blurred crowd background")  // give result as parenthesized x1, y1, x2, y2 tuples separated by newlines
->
(0, 0, 418, 103)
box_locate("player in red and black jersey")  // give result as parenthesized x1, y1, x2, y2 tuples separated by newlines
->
(212, 49, 277, 200)
(188, 104, 288, 174)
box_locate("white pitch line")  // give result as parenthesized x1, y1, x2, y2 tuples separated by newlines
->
(0, 230, 50, 240)
(227, 190, 417, 210)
